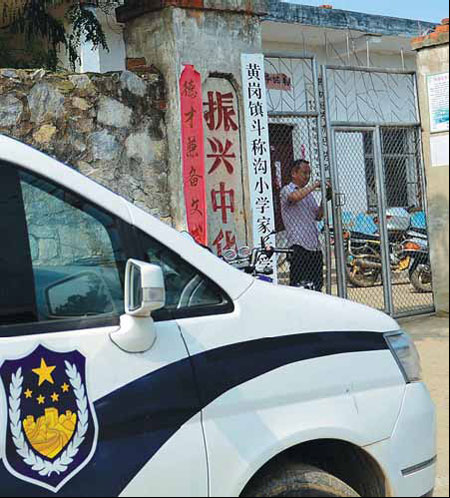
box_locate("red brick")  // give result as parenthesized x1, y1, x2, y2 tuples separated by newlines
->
(165, 0, 204, 6)
(156, 100, 168, 111)
(442, 18, 450, 25)
(436, 24, 450, 33)
(117, 0, 268, 23)
(412, 36, 426, 44)
(126, 57, 147, 71)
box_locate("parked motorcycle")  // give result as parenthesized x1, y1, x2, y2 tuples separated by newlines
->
(222, 234, 294, 284)
(345, 209, 433, 293)
(407, 227, 433, 293)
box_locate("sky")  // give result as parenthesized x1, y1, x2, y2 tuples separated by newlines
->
(284, 0, 449, 23)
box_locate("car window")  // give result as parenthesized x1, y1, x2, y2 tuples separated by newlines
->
(0, 162, 126, 330)
(138, 230, 231, 318)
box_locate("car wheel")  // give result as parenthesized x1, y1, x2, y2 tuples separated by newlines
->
(242, 463, 360, 498)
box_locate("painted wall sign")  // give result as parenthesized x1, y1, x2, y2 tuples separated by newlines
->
(180, 65, 207, 246)
(265, 73, 292, 91)
(203, 77, 247, 256)
(242, 53, 277, 277)
(428, 72, 449, 133)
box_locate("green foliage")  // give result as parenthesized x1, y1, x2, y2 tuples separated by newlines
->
(1, 0, 116, 71)
(0, 35, 60, 70)
(66, 4, 108, 70)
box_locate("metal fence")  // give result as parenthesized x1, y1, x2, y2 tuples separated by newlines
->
(263, 56, 435, 317)
(323, 65, 435, 317)
(381, 127, 434, 316)
(265, 54, 333, 293)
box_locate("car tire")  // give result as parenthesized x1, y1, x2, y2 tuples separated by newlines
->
(242, 463, 360, 498)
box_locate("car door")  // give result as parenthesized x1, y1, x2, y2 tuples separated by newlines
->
(0, 159, 207, 497)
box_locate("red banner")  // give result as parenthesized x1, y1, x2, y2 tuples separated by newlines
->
(180, 65, 207, 246)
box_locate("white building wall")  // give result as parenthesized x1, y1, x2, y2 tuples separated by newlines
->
(70, 7, 126, 74)
(97, 9, 126, 73)
(263, 29, 421, 218)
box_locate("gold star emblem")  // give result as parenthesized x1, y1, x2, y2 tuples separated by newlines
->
(51, 392, 60, 403)
(37, 395, 45, 405)
(61, 383, 70, 393)
(24, 389, 33, 399)
(32, 358, 56, 387)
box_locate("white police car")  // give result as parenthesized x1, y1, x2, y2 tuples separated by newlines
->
(0, 135, 436, 497)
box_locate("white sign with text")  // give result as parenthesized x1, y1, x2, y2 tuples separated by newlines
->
(428, 72, 449, 133)
(242, 53, 277, 281)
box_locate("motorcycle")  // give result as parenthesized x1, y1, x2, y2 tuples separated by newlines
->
(406, 226, 433, 294)
(222, 234, 295, 285)
(182, 231, 299, 286)
(344, 209, 433, 293)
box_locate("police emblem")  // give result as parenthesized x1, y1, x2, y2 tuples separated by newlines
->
(0, 345, 98, 492)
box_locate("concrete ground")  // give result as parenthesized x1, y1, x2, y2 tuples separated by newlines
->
(399, 314, 449, 498)
(347, 281, 434, 315)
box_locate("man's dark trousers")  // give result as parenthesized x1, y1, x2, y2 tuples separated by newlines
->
(290, 244, 324, 291)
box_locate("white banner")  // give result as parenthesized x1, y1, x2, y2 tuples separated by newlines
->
(428, 72, 449, 133)
(242, 53, 277, 281)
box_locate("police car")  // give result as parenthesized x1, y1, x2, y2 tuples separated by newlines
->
(0, 135, 436, 497)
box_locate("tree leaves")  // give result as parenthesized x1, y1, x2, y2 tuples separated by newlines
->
(1, 0, 116, 70)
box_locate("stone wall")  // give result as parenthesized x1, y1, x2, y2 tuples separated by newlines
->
(0, 68, 171, 223)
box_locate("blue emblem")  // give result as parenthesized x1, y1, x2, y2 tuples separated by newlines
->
(0, 345, 98, 492)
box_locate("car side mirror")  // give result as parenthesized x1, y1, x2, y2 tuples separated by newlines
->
(125, 259, 166, 317)
(110, 260, 166, 354)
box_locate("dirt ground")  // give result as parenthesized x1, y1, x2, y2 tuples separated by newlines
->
(399, 315, 449, 498)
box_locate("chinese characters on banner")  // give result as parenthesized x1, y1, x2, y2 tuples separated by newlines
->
(428, 73, 449, 133)
(203, 78, 247, 256)
(180, 65, 207, 246)
(242, 54, 277, 277)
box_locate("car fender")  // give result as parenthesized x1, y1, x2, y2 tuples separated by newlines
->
(197, 353, 405, 497)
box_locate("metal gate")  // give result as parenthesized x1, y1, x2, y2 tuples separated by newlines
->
(263, 56, 435, 317)
(265, 54, 333, 293)
(323, 65, 435, 317)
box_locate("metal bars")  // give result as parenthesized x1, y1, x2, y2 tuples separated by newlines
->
(263, 56, 435, 317)
(265, 55, 333, 294)
(323, 64, 435, 317)
(324, 66, 419, 127)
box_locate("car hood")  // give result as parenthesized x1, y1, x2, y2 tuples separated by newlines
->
(238, 279, 399, 335)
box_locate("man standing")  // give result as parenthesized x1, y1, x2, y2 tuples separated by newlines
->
(280, 160, 325, 291)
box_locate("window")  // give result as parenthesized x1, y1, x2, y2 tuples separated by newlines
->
(381, 128, 421, 210)
(363, 128, 422, 212)
(138, 230, 231, 319)
(0, 163, 126, 331)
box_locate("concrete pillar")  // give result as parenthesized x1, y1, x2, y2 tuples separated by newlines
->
(412, 21, 449, 315)
(116, 0, 268, 230)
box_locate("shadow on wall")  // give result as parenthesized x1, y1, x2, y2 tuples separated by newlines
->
(428, 192, 449, 312)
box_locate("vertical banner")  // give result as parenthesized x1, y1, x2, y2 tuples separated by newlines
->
(180, 65, 207, 246)
(242, 54, 277, 277)
(203, 77, 247, 256)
